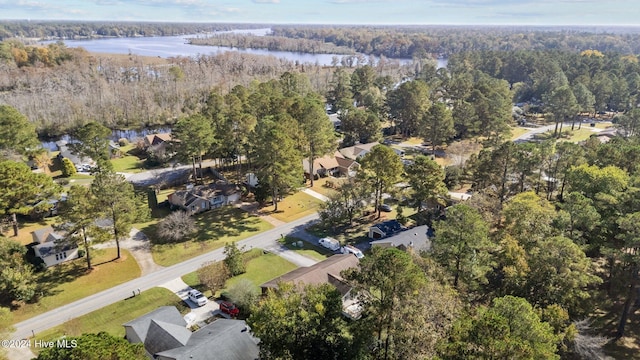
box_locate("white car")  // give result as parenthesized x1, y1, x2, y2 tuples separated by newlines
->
(187, 289, 208, 307)
(342, 245, 365, 259)
(318, 237, 341, 251)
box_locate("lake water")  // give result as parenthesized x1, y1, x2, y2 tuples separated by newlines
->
(41, 128, 171, 151)
(43, 28, 447, 68)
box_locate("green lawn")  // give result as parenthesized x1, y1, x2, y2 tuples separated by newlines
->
(12, 248, 141, 323)
(509, 126, 531, 140)
(182, 248, 298, 298)
(149, 207, 273, 266)
(309, 177, 343, 198)
(280, 236, 330, 261)
(110, 144, 146, 173)
(261, 191, 324, 223)
(32, 287, 186, 343)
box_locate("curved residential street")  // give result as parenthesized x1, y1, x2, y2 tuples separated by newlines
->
(11, 213, 320, 341)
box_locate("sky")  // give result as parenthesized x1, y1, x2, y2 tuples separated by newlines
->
(0, 0, 639, 26)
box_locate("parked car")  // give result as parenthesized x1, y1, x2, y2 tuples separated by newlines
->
(318, 237, 341, 251)
(378, 204, 392, 212)
(187, 289, 208, 307)
(219, 301, 239, 317)
(342, 245, 365, 259)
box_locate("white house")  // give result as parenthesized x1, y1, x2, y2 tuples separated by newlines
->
(31, 227, 79, 267)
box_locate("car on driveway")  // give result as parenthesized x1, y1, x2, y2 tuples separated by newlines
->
(318, 237, 341, 251)
(378, 204, 392, 212)
(187, 289, 208, 307)
(342, 245, 365, 259)
(219, 301, 239, 317)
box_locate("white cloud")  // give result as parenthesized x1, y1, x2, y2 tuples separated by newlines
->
(253, 0, 280, 3)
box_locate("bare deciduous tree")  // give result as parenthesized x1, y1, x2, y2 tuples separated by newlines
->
(197, 261, 229, 296)
(156, 210, 196, 243)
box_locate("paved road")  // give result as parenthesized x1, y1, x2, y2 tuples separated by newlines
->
(12, 213, 320, 341)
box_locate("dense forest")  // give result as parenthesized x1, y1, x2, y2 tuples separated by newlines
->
(0, 20, 267, 40)
(270, 25, 640, 58)
(0, 38, 411, 136)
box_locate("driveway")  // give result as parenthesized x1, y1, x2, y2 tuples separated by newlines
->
(12, 213, 321, 341)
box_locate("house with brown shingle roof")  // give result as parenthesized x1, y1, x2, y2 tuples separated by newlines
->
(260, 254, 362, 319)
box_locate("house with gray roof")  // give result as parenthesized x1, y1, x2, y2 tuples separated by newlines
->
(168, 181, 241, 214)
(369, 225, 432, 253)
(124, 306, 259, 360)
(31, 227, 79, 267)
(368, 219, 405, 239)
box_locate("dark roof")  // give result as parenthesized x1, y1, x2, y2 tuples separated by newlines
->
(261, 254, 359, 295)
(171, 182, 240, 207)
(145, 319, 191, 355)
(370, 225, 432, 252)
(371, 220, 404, 236)
(155, 319, 259, 360)
(124, 306, 187, 347)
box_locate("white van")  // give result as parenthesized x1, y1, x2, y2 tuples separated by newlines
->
(342, 245, 365, 259)
(318, 237, 341, 251)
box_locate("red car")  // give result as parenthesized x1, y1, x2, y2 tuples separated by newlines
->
(219, 301, 239, 317)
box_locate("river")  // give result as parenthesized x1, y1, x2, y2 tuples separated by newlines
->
(43, 28, 447, 68)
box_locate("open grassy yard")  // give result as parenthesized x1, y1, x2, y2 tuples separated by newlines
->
(32, 287, 186, 344)
(12, 248, 141, 323)
(3, 217, 60, 246)
(309, 176, 345, 198)
(149, 206, 273, 267)
(509, 126, 531, 140)
(110, 144, 146, 173)
(280, 236, 330, 261)
(261, 191, 324, 223)
(182, 248, 297, 298)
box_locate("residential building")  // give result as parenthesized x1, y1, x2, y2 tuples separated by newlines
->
(31, 227, 79, 267)
(303, 153, 341, 179)
(168, 182, 241, 214)
(260, 254, 361, 319)
(124, 306, 259, 360)
(368, 219, 405, 239)
(369, 225, 432, 252)
(55, 140, 94, 168)
(338, 142, 381, 160)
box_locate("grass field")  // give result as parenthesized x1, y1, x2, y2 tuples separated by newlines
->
(149, 207, 273, 266)
(3, 217, 60, 246)
(280, 236, 330, 261)
(261, 191, 324, 223)
(32, 287, 186, 343)
(309, 177, 344, 198)
(110, 144, 145, 173)
(12, 248, 141, 323)
(509, 126, 531, 140)
(182, 248, 297, 298)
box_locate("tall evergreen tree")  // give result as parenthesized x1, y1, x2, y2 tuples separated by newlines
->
(91, 171, 141, 259)
(254, 115, 302, 211)
(358, 145, 403, 218)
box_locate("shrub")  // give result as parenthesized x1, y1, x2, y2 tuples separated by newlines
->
(118, 138, 129, 146)
(61, 158, 76, 177)
(226, 279, 260, 314)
